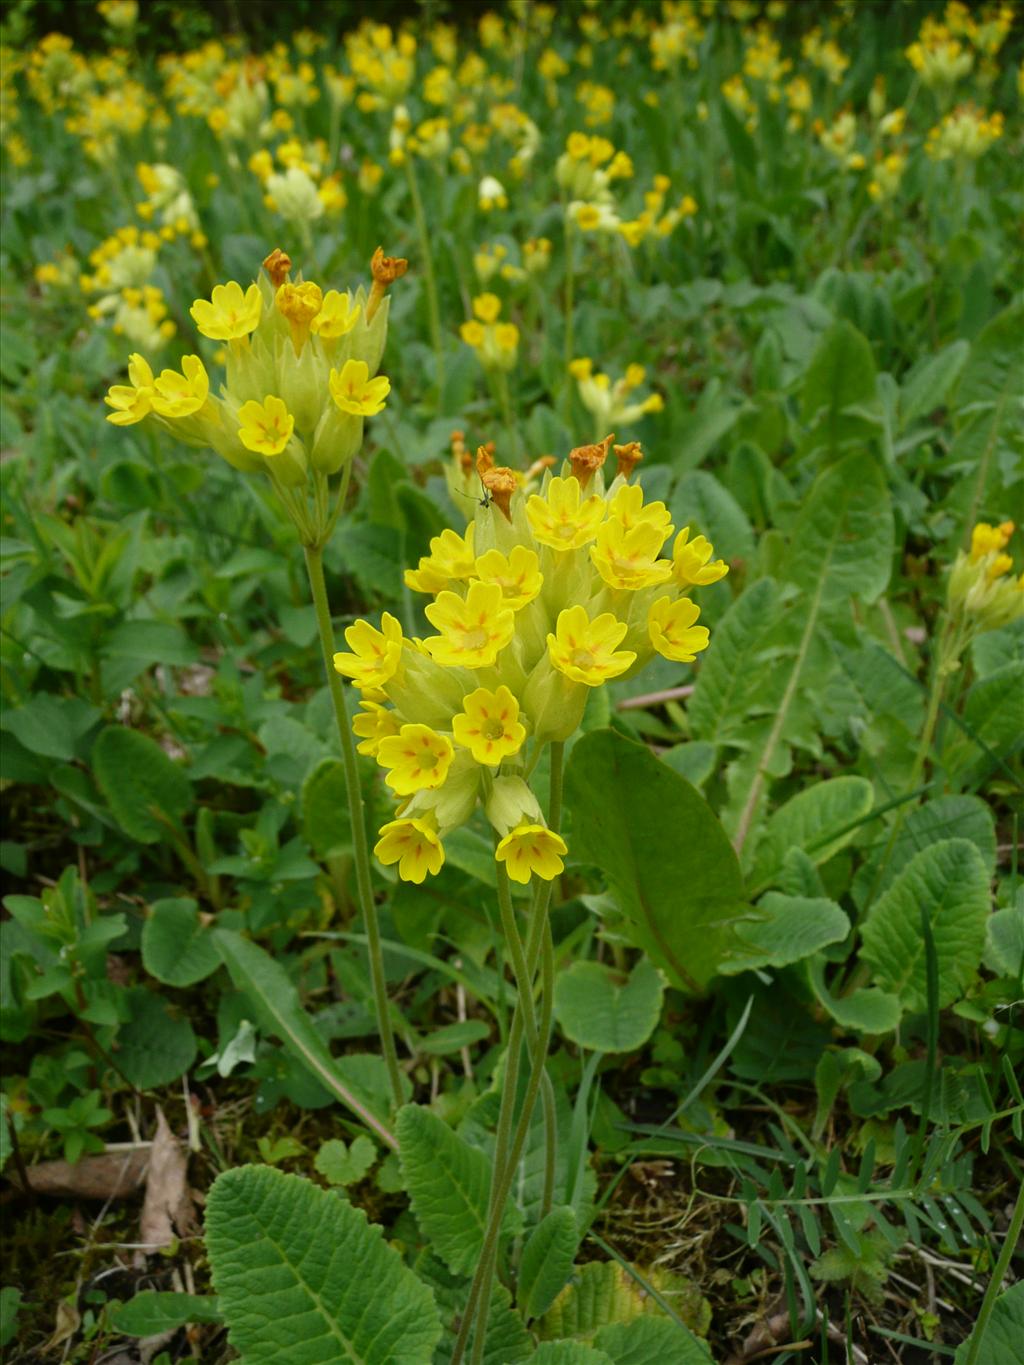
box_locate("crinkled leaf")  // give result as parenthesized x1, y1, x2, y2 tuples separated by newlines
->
(518, 1207, 580, 1320)
(721, 894, 850, 974)
(860, 839, 990, 1012)
(206, 1165, 441, 1364)
(595, 1317, 715, 1364)
(750, 777, 873, 887)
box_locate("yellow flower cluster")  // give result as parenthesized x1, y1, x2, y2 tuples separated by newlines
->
(333, 438, 727, 885)
(568, 358, 664, 432)
(948, 521, 1024, 630)
(925, 105, 1004, 161)
(459, 293, 519, 372)
(103, 247, 400, 492)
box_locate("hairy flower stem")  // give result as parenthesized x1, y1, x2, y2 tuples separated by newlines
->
(303, 542, 405, 1111)
(965, 1176, 1024, 1365)
(453, 743, 565, 1365)
(404, 158, 445, 394)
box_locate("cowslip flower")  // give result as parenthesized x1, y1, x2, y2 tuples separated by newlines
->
(190, 280, 263, 341)
(547, 606, 636, 685)
(472, 546, 542, 610)
(238, 395, 294, 455)
(104, 352, 154, 424)
(590, 519, 674, 591)
(496, 824, 568, 884)
(329, 359, 391, 415)
(452, 686, 526, 765)
(647, 596, 710, 663)
(405, 525, 477, 594)
(673, 528, 729, 586)
(352, 699, 401, 756)
(424, 582, 516, 668)
(376, 723, 454, 795)
(374, 817, 445, 883)
(527, 476, 606, 551)
(151, 355, 209, 418)
(333, 612, 404, 689)
(311, 290, 361, 339)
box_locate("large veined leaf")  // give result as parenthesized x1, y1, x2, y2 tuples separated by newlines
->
(943, 662, 1024, 782)
(955, 1282, 1024, 1365)
(595, 1318, 715, 1364)
(720, 894, 850, 975)
(416, 1252, 533, 1365)
(212, 930, 398, 1149)
(92, 725, 192, 843)
(807, 959, 902, 1036)
(554, 960, 664, 1053)
(688, 578, 781, 745)
(749, 777, 873, 889)
(518, 1207, 580, 1319)
(899, 340, 969, 431)
(984, 903, 1024, 978)
(564, 731, 747, 993)
(533, 1346, 614, 1365)
(799, 319, 880, 458)
(141, 898, 219, 987)
(862, 794, 996, 901)
(538, 1263, 707, 1347)
(671, 470, 755, 564)
(859, 839, 990, 1012)
(206, 1165, 441, 1364)
(730, 455, 893, 851)
(950, 301, 1024, 528)
(397, 1103, 520, 1277)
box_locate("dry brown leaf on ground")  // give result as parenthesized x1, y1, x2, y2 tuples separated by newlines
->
(137, 1107, 194, 1252)
(22, 1147, 150, 1199)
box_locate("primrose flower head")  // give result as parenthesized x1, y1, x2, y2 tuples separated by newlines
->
(337, 445, 728, 884)
(949, 521, 1024, 631)
(105, 249, 402, 520)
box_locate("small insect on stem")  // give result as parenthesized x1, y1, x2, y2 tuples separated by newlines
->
(454, 478, 493, 510)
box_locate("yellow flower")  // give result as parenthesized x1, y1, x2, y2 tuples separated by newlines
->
(460, 320, 486, 348)
(472, 546, 543, 610)
(970, 521, 1014, 560)
(405, 525, 477, 594)
(374, 817, 445, 883)
(607, 484, 673, 536)
(333, 612, 404, 689)
(495, 823, 567, 883)
(310, 289, 361, 339)
(237, 395, 295, 456)
(352, 699, 401, 756)
(494, 322, 519, 353)
(548, 605, 636, 685)
(329, 359, 391, 416)
(590, 518, 674, 591)
(376, 723, 454, 795)
(672, 528, 729, 586)
(276, 280, 324, 352)
(472, 292, 502, 323)
(647, 595, 710, 662)
(526, 475, 606, 552)
(452, 685, 526, 765)
(423, 581, 515, 668)
(104, 352, 154, 425)
(151, 355, 209, 418)
(190, 280, 262, 341)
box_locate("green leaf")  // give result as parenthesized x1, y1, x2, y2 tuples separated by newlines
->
(206, 1165, 441, 1364)
(688, 579, 781, 745)
(672, 471, 755, 564)
(117, 988, 196, 1089)
(750, 777, 873, 888)
(595, 1317, 714, 1364)
(860, 840, 991, 1012)
(212, 931, 398, 1148)
(944, 662, 1024, 781)
(419, 1019, 491, 1055)
(782, 454, 893, 608)
(314, 1135, 376, 1187)
(518, 1207, 580, 1319)
(141, 898, 219, 987)
(984, 904, 1024, 978)
(865, 795, 996, 899)
(554, 960, 664, 1053)
(417, 1251, 533, 1365)
(564, 731, 747, 993)
(302, 759, 351, 859)
(973, 618, 1024, 678)
(92, 725, 192, 843)
(397, 1103, 520, 1276)
(955, 1281, 1024, 1365)
(0, 1287, 22, 1350)
(955, 300, 1024, 412)
(900, 340, 969, 430)
(533, 1346, 615, 1365)
(808, 960, 902, 1035)
(104, 620, 199, 665)
(538, 1262, 663, 1341)
(721, 895, 850, 974)
(110, 1292, 222, 1336)
(800, 320, 878, 450)
(0, 694, 99, 761)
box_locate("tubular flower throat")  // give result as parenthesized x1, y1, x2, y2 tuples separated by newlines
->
(335, 440, 728, 883)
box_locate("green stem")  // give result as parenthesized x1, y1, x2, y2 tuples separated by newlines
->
(563, 216, 576, 382)
(964, 1177, 1024, 1365)
(302, 543, 405, 1110)
(404, 157, 444, 394)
